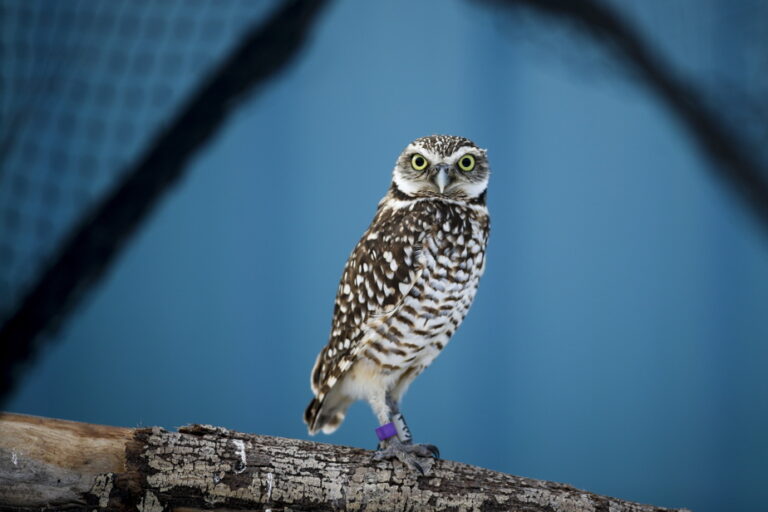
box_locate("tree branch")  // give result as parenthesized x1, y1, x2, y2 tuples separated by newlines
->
(0, 413, 688, 512)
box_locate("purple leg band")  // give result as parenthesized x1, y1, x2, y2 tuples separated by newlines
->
(376, 422, 398, 441)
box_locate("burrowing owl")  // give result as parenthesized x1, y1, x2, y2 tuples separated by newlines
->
(304, 135, 490, 472)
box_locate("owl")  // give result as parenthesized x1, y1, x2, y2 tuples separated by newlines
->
(304, 135, 490, 473)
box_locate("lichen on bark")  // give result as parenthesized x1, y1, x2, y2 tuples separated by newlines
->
(0, 413, 689, 512)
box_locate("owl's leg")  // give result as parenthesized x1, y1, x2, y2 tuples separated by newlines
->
(384, 393, 440, 456)
(371, 391, 439, 474)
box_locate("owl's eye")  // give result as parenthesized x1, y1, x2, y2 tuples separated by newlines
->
(458, 154, 476, 172)
(411, 154, 428, 171)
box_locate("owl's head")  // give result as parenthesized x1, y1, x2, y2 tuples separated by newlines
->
(392, 135, 489, 200)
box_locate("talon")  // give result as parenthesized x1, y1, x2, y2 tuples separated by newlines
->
(424, 444, 440, 459)
(373, 439, 438, 475)
(371, 447, 388, 462)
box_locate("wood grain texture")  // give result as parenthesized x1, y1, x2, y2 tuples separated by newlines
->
(0, 413, 131, 508)
(0, 413, 689, 512)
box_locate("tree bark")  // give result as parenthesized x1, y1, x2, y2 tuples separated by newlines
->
(0, 413, 688, 512)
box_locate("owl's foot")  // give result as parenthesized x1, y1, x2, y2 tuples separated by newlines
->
(373, 438, 440, 475)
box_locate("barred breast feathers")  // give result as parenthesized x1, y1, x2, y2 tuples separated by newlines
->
(305, 186, 489, 435)
(305, 135, 491, 437)
(311, 192, 488, 395)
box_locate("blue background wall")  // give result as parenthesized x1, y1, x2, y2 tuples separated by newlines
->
(4, 2, 768, 511)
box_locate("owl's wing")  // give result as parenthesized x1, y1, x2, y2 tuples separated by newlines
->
(310, 206, 424, 397)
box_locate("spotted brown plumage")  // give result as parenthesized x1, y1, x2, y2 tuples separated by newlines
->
(304, 135, 490, 472)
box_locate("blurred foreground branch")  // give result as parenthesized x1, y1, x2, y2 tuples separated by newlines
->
(0, 413, 687, 512)
(485, 0, 768, 232)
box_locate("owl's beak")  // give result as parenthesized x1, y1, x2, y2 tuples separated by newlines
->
(434, 165, 451, 194)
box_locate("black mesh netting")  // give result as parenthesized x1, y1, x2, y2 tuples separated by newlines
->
(0, 0, 279, 323)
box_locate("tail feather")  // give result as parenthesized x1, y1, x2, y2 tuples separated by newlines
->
(303, 397, 322, 434)
(304, 394, 351, 435)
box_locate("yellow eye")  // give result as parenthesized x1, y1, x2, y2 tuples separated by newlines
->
(458, 154, 476, 172)
(411, 153, 428, 171)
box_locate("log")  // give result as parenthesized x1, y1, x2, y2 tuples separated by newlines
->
(0, 413, 689, 511)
